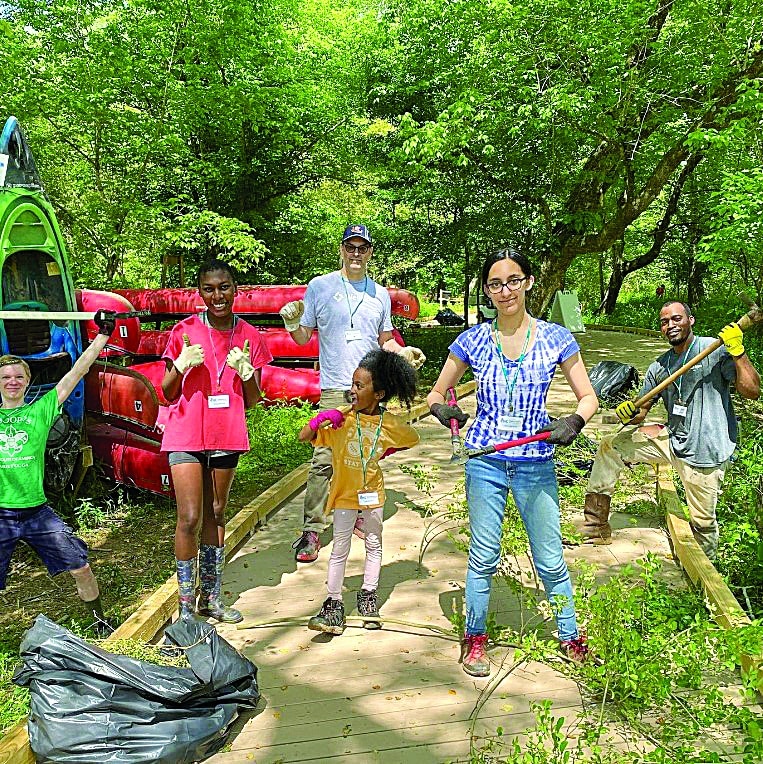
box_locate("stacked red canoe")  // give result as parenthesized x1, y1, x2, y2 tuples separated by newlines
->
(78, 286, 419, 496)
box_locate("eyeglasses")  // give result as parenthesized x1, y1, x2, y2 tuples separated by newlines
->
(343, 243, 371, 255)
(485, 277, 528, 294)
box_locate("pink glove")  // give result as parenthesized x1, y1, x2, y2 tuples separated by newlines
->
(309, 409, 346, 431)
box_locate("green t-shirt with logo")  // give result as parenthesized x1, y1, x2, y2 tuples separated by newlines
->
(0, 389, 61, 508)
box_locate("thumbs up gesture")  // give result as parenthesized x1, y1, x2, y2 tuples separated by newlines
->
(174, 333, 205, 374)
(227, 339, 255, 381)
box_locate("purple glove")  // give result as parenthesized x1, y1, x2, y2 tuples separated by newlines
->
(309, 409, 346, 431)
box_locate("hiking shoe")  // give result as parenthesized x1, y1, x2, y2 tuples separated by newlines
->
(560, 635, 589, 663)
(461, 633, 490, 677)
(357, 588, 381, 629)
(308, 597, 345, 635)
(293, 531, 321, 562)
(353, 515, 365, 540)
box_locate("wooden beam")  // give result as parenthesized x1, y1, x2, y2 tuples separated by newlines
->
(658, 466, 763, 689)
(0, 310, 96, 321)
(0, 380, 478, 759)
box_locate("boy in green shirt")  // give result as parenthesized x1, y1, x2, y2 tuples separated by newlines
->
(0, 310, 116, 635)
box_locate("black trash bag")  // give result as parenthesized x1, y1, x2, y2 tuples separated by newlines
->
(588, 360, 639, 405)
(13, 614, 260, 763)
(435, 307, 465, 326)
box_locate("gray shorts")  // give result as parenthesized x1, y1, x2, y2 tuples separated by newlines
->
(167, 451, 240, 469)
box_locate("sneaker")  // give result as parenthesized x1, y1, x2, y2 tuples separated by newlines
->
(461, 633, 490, 677)
(560, 635, 589, 663)
(357, 588, 381, 629)
(353, 515, 366, 540)
(293, 531, 321, 562)
(308, 597, 346, 635)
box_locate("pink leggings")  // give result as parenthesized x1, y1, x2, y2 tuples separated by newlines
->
(327, 507, 384, 599)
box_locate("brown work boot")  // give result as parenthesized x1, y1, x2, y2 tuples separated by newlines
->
(581, 493, 612, 544)
(461, 633, 490, 677)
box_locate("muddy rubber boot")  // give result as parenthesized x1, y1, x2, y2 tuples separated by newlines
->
(83, 595, 114, 637)
(581, 492, 612, 544)
(176, 556, 200, 621)
(197, 544, 243, 624)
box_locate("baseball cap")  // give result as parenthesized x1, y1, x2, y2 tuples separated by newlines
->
(342, 224, 372, 245)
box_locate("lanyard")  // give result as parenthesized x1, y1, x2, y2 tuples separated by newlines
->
(493, 318, 533, 412)
(202, 312, 238, 391)
(356, 410, 384, 488)
(341, 276, 368, 329)
(671, 336, 697, 403)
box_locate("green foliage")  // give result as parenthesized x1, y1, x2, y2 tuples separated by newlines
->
(715, 401, 763, 615)
(0, 643, 29, 735)
(243, 401, 313, 478)
(403, 325, 472, 387)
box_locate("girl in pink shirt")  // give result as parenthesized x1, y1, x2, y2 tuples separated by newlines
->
(161, 259, 272, 623)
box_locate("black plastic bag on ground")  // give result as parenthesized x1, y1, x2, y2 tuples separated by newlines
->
(588, 360, 639, 405)
(13, 614, 260, 763)
(435, 307, 465, 326)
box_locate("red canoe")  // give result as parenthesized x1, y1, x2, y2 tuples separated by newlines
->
(76, 289, 141, 356)
(87, 421, 173, 496)
(114, 285, 420, 320)
(136, 325, 320, 361)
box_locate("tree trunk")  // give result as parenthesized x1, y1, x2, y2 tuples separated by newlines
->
(598, 240, 625, 315)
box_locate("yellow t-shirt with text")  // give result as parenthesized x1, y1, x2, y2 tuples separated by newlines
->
(315, 410, 419, 511)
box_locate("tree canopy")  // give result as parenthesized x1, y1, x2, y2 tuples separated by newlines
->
(0, 0, 761, 314)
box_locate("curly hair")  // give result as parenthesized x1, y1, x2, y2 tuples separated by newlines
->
(357, 349, 417, 409)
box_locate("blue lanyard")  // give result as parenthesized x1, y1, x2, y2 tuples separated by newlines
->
(356, 411, 383, 488)
(672, 336, 697, 402)
(341, 276, 368, 329)
(493, 318, 533, 412)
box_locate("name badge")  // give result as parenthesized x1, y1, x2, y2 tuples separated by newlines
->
(208, 394, 230, 409)
(357, 490, 380, 506)
(672, 403, 688, 418)
(497, 414, 523, 432)
(345, 329, 363, 342)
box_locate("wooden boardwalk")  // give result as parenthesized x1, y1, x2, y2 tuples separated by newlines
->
(205, 329, 683, 763)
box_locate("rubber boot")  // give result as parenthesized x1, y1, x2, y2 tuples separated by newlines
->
(581, 492, 612, 544)
(176, 556, 199, 621)
(83, 595, 114, 637)
(198, 544, 243, 624)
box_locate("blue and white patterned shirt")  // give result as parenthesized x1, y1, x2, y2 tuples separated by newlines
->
(449, 319, 579, 461)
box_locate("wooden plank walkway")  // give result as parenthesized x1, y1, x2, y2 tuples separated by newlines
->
(205, 329, 684, 763)
(3, 328, 757, 763)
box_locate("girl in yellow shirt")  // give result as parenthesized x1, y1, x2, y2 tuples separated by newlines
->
(299, 349, 419, 634)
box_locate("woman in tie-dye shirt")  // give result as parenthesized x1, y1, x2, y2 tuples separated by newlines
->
(426, 248, 598, 677)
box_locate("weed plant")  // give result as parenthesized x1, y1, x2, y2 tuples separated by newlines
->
(406, 442, 763, 763)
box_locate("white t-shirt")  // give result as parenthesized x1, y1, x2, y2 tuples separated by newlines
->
(301, 271, 393, 390)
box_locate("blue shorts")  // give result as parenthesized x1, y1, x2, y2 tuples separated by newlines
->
(0, 505, 89, 589)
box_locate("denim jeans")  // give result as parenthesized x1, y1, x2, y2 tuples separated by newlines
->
(464, 455, 578, 641)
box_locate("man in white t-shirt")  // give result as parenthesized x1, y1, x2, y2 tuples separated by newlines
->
(280, 224, 425, 562)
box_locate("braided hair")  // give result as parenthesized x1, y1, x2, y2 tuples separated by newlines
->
(357, 349, 417, 409)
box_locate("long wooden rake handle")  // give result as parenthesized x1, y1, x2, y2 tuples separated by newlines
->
(632, 301, 763, 410)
